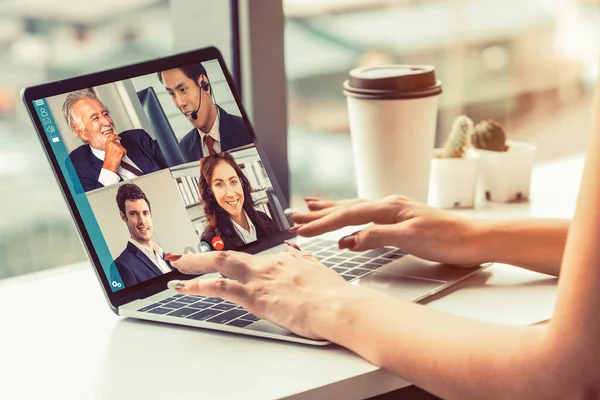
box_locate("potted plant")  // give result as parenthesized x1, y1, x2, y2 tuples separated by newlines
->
(429, 115, 479, 208)
(469, 119, 536, 203)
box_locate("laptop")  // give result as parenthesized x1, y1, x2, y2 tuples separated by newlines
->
(22, 46, 487, 346)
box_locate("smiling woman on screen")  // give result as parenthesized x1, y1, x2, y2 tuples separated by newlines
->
(198, 152, 278, 250)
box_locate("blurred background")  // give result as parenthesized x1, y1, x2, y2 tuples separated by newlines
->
(1, 0, 599, 279)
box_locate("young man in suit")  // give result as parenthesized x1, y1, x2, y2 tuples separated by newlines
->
(62, 89, 168, 192)
(157, 63, 253, 163)
(114, 183, 172, 287)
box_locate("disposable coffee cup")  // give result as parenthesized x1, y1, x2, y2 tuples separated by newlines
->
(343, 65, 442, 202)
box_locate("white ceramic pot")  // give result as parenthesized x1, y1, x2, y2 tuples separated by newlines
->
(470, 140, 536, 203)
(428, 149, 479, 209)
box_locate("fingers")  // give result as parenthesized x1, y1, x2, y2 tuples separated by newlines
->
(163, 253, 182, 262)
(168, 277, 248, 305)
(305, 198, 363, 211)
(339, 224, 407, 251)
(283, 240, 300, 251)
(295, 200, 396, 237)
(171, 251, 255, 283)
(106, 133, 120, 144)
(291, 199, 366, 223)
(291, 207, 338, 224)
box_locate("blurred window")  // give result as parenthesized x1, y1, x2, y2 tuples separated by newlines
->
(283, 0, 600, 207)
(0, 0, 231, 279)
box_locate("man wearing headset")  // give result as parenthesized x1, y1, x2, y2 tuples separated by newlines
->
(157, 63, 253, 163)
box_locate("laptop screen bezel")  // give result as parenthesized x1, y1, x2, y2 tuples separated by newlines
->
(21, 46, 295, 310)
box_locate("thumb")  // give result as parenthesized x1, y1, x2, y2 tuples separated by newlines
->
(339, 224, 407, 251)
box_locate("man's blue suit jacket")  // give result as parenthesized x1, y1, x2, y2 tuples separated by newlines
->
(114, 241, 172, 288)
(68, 129, 168, 192)
(179, 105, 253, 162)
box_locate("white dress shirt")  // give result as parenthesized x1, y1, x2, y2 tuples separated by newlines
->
(90, 146, 144, 187)
(128, 238, 172, 274)
(230, 211, 257, 244)
(197, 108, 221, 155)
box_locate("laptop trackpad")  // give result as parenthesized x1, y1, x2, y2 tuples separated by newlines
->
(351, 273, 447, 302)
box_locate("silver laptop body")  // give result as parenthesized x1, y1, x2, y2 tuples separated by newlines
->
(22, 46, 486, 347)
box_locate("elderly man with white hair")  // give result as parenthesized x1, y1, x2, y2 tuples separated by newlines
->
(63, 89, 167, 192)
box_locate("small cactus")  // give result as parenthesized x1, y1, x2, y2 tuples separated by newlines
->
(441, 115, 473, 158)
(471, 119, 508, 152)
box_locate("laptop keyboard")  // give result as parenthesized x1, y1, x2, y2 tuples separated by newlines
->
(303, 239, 405, 282)
(137, 294, 260, 327)
(137, 239, 405, 325)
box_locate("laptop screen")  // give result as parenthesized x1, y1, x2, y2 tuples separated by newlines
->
(26, 52, 290, 293)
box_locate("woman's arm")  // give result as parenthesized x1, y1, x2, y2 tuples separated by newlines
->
(328, 75, 600, 396)
(292, 198, 569, 276)
(475, 218, 569, 276)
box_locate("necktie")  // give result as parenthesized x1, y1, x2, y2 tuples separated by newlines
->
(204, 135, 217, 156)
(120, 160, 144, 176)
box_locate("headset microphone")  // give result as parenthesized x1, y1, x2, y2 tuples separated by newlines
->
(189, 79, 210, 121)
(190, 100, 201, 120)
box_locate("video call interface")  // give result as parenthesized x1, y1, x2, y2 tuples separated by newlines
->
(31, 59, 288, 292)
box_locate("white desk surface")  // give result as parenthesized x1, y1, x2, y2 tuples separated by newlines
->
(0, 155, 583, 400)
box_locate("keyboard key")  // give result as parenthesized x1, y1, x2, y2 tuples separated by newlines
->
(227, 319, 254, 328)
(147, 307, 172, 315)
(138, 303, 161, 312)
(240, 313, 260, 321)
(161, 301, 189, 309)
(341, 275, 354, 281)
(381, 253, 404, 260)
(351, 268, 371, 277)
(332, 267, 348, 274)
(159, 297, 177, 303)
(369, 258, 390, 265)
(340, 262, 360, 269)
(178, 296, 201, 304)
(212, 303, 235, 311)
(187, 309, 222, 321)
(351, 257, 372, 264)
(322, 261, 336, 267)
(172, 294, 184, 298)
(362, 263, 382, 270)
(206, 310, 247, 325)
(168, 307, 200, 318)
(362, 248, 393, 258)
(345, 268, 366, 276)
(202, 297, 225, 304)
(335, 252, 356, 259)
(187, 302, 213, 309)
(326, 257, 346, 264)
(314, 251, 336, 258)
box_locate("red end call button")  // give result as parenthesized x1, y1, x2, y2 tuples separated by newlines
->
(212, 236, 225, 251)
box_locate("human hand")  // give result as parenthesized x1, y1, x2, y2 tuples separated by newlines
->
(168, 245, 352, 339)
(102, 133, 126, 173)
(290, 195, 483, 267)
